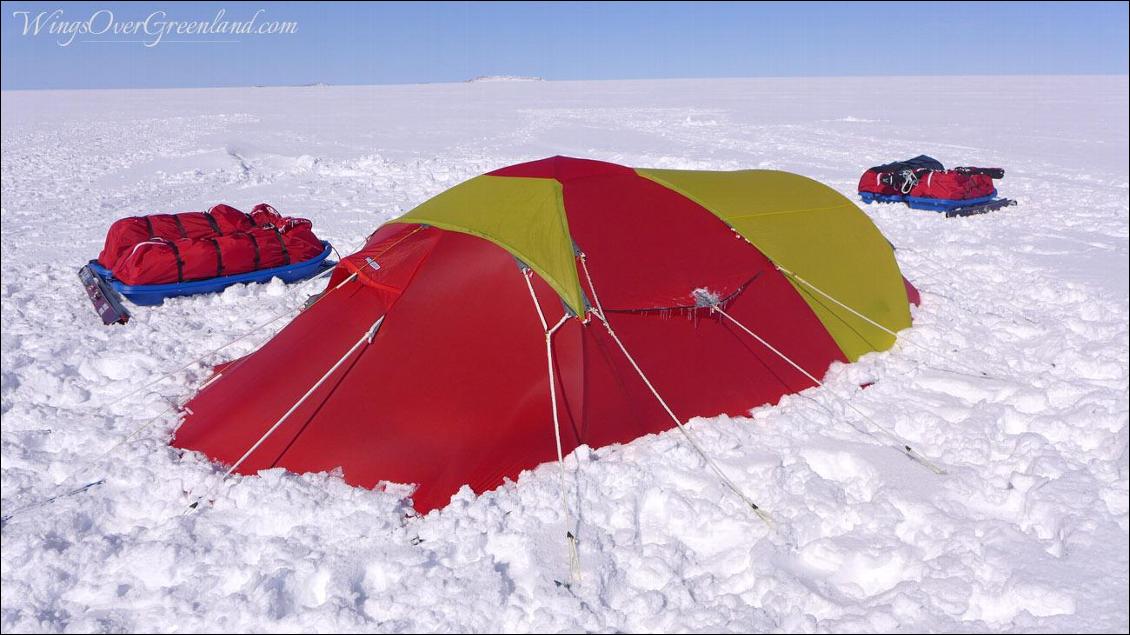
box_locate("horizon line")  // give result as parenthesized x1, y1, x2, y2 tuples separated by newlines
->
(3, 72, 1128, 93)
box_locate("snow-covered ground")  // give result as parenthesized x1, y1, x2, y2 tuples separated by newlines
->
(1, 76, 1127, 632)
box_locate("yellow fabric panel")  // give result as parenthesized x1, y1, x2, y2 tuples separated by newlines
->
(388, 175, 585, 316)
(637, 168, 910, 360)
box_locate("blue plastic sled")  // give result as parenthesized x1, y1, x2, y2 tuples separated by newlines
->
(88, 241, 334, 306)
(859, 189, 998, 212)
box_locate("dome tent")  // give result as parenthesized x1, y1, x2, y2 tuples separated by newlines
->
(174, 156, 915, 513)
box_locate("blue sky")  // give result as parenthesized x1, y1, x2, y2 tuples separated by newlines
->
(2, 1, 1127, 90)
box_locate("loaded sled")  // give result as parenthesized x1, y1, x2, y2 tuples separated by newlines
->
(81, 204, 333, 323)
(858, 155, 1017, 217)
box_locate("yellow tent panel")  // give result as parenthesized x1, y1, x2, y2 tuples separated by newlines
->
(388, 175, 586, 316)
(637, 168, 910, 360)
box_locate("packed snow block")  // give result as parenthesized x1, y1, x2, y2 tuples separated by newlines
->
(112, 227, 326, 286)
(97, 204, 256, 268)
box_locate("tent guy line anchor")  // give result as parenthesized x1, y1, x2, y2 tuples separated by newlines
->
(1, 480, 106, 527)
(776, 264, 994, 381)
(708, 302, 946, 475)
(1, 268, 357, 529)
(580, 254, 775, 528)
(103, 264, 341, 411)
(524, 265, 583, 586)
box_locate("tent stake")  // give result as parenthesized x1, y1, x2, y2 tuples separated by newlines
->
(523, 266, 582, 586)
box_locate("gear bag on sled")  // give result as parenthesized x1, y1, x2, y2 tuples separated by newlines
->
(857, 155, 1016, 217)
(112, 224, 324, 286)
(81, 203, 333, 317)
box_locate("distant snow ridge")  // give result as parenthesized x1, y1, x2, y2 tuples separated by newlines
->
(467, 75, 544, 82)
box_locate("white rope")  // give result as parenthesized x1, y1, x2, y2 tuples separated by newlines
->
(523, 269, 549, 332)
(710, 304, 946, 475)
(6, 267, 354, 525)
(104, 265, 343, 410)
(775, 264, 992, 380)
(1, 479, 105, 525)
(523, 266, 581, 585)
(579, 255, 773, 527)
(104, 313, 290, 409)
(188, 314, 384, 510)
(546, 315, 580, 583)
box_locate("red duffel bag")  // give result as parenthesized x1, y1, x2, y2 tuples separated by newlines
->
(97, 204, 255, 268)
(278, 219, 324, 256)
(908, 170, 995, 200)
(857, 168, 901, 196)
(112, 226, 324, 286)
(249, 203, 284, 227)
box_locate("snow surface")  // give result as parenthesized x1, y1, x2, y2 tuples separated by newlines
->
(1, 76, 1127, 632)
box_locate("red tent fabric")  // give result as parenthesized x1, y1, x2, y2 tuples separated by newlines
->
(174, 157, 915, 512)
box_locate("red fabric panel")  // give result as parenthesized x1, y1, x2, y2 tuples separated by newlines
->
(112, 240, 183, 285)
(488, 155, 633, 180)
(268, 232, 560, 512)
(113, 236, 239, 285)
(177, 232, 561, 512)
(327, 223, 418, 288)
(249, 203, 284, 227)
(218, 234, 259, 276)
(177, 239, 225, 281)
(147, 214, 188, 240)
(174, 282, 391, 474)
(177, 213, 222, 239)
(903, 276, 921, 306)
(564, 171, 769, 310)
(278, 226, 325, 263)
(340, 226, 443, 306)
(580, 271, 846, 449)
(237, 228, 291, 270)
